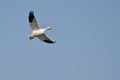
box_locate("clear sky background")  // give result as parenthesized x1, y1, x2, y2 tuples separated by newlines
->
(0, 0, 120, 80)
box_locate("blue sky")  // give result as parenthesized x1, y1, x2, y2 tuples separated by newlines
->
(0, 0, 120, 80)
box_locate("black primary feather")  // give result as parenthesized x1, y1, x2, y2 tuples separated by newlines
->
(44, 40, 54, 44)
(29, 11, 35, 23)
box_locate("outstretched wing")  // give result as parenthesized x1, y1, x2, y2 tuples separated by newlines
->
(37, 34, 55, 44)
(29, 11, 40, 31)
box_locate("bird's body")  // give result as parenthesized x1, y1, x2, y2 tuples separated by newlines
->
(28, 30, 44, 39)
(28, 11, 55, 44)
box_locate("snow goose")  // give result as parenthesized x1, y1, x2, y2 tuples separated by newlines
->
(28, 11, 55, 44)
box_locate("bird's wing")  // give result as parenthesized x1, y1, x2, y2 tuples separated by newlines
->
(37, 34, 55, 44)
(29, 11, 40, 31)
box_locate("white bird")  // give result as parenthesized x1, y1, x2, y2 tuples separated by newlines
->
(28, 11, 55, 44)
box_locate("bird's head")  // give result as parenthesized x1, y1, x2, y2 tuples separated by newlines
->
(28, 35, 34, 40)
(46, 26, 52, 30)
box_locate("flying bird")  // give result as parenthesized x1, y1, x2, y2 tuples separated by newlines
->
(28, 11, 55, 44)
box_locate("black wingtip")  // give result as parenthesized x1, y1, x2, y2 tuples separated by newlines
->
(29, 11, 35, 23)
(44, 40, 56, 44)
